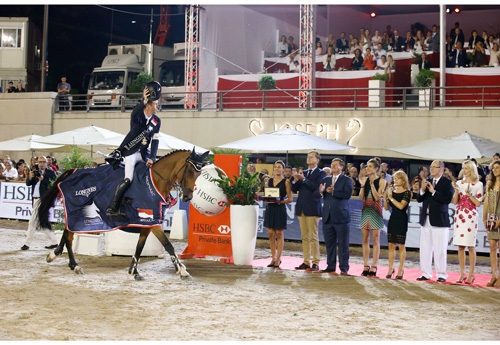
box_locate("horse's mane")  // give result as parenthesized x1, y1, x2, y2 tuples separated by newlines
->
(154, 149, 191, 165)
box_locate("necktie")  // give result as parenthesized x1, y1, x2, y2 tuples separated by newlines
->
(332, 176, 337, 185)
(433, 179, 437, 187)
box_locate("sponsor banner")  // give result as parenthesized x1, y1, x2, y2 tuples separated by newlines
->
(0, 182, 63, 222)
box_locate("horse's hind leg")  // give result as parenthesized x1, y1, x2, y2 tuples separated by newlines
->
(129, 228, 151, 281)
(65, 232, 83, 274)
(46, 231, 66, 262)
(151, 226, 190, 279)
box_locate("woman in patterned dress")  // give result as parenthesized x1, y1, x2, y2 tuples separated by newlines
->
(482, 160, 500, 287)
(383, 170, 411, 279)
(451, 160, 483, 284)
(264, 160, 292, 268)
(359, 157, 386, 276)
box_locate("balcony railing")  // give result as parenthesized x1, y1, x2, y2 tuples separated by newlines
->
(24, 85, 500, 113)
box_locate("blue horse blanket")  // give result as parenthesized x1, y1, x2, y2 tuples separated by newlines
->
(58, 164, 175, 233)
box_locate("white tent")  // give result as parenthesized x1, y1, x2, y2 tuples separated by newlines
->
(389, 131, 500, 161)
(0, 134, 63, 152)
(217, 128, 353, 153)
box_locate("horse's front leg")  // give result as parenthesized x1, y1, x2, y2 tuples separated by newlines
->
(129, 228, 151, 281)
(151, 226, 190, 279)
(46, 230, 82, 274)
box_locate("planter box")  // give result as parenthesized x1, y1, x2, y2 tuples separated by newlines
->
(104, 230, 165, 257)
(54, 230, 102, 256)
(368, 80, 385, 108)
(418, 80, 436, 108)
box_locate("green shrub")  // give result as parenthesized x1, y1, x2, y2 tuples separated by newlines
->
(257, 75, 276, 90)
(415, 69, 437, 87)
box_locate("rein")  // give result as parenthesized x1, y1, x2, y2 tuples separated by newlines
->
(151, 158, 197, 193)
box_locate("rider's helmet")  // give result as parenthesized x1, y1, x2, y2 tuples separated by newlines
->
(146, 81, 161, 101)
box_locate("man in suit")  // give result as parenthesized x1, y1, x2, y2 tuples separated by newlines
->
(416, 160, 454, 282)
(428, 25, 440, 52)
(292, 151, 326, 271)
(450, 41, 468, 68)
(392, 29, 405, 52)
(21, 156, 58, 250)
(315, 158, 353, 274)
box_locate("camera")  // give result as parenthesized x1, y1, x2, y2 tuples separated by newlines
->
(33, 170, 42, 178)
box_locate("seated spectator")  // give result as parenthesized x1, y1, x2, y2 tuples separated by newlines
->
(15, 82, 26, 93)
(2, 160, 19, 181)
(381, 31, 391, 51)
(371, 29, 382, 47)
(289, 60, 300, 73)
(6, 81, 16, 93)
(404, 31, 415, 51)
(451, 27, 465, 48)
(325, 33, 336, 51)
(468, 30, 484, 50)
(0, 163, 5, 180)
(277, 35, 289, 57)
(373, 43, 387, 62)
(414, 36, 425, 53)
(350, 37, 362, 54)
(247, 163, 256, 174)
(351, 48, 364, 70)
(287, 36, 298, 55)
(471, 41, 487, 67)
(315, 41, 323, 55)
(419, 52, 431, 70)
(323, 46, 336, 71)
(423, 31, 433, 50)
(16, 165, 30, 182)
(487, 43, 500, 67)
(348, 34, 356, 51)
(375, 54, 388, 70)
(336, 32, 349, 53)
(450, 41, 468, 67)
(362, 47, 376, 70)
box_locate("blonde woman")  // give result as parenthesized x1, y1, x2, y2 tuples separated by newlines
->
(359, 157, 386, 276)
(263, 160, 292, 268)
(483, 160, 500, 287)
(383, 171, 411, 279)
(451, 160, 483, 284)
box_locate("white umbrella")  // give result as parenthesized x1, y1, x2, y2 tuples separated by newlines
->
(88, 132, 210, 154)
(33, 125, 124, 158)
(389, 131, 500, 161)
(217, 128, 353, 152)
(0, 134, 63, 152)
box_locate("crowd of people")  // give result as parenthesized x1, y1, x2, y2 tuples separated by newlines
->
(253, 151, 500, 287)
(0, 154, 59, 183)
(277, 22, 500, 76)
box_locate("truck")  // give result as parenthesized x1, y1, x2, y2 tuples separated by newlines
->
(87, 44, 173, 109)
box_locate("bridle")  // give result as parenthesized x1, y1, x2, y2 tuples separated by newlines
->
(152, 155, 204, 199)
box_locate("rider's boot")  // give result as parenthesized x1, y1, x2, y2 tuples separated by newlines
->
(106, 178, 131, 216)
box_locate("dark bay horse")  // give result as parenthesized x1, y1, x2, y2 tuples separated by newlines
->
(36, 148, 209, 280)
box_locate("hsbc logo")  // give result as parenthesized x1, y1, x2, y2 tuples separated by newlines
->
(218, 225, 230, 234)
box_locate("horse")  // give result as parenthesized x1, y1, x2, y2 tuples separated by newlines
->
(36, 148, 209, 280)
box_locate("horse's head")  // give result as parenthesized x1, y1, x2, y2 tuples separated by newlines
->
(153, 147, 210, 203)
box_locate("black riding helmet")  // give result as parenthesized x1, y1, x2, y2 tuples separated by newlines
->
(146, 81, 161, 101)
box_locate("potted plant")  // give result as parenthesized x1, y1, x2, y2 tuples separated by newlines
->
(257, 75, 276, 90)
(213, 168, 261, 265)
(415, 69, 437, 108)
(368, 73, 388, 108)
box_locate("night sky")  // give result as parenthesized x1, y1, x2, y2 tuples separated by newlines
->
(0, 5, 185, 92)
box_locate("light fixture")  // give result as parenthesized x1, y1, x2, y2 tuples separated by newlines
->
(370, 12, 376, 18)
(446, 8, 450, 13)
(131, 20, 136, 24)
(454, 8, 460, 13)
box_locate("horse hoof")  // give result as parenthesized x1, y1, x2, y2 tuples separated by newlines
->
(134, 274, 144, 281)
(180, 273, 191, 280)
(46, 253, 56, 263)
(74, 266, 84, 275)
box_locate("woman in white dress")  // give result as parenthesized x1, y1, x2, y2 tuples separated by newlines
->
(451, 160, 483, 284)
(486, 42, 500, 67)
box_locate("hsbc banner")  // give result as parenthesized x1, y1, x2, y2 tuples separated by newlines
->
(0, 182, 64, 222)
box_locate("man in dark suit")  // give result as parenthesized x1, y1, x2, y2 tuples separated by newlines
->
(450, 41, 468, 67)
(292, 151, 326, 271)
(392, 29, 405, 52)
(416, 160, 454, 282)
(419, 52, 432, 70)
(315, 158, 353, 274)
(21, 156, 58, 250)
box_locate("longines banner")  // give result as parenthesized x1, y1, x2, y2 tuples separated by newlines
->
(0, 182, 492, 254)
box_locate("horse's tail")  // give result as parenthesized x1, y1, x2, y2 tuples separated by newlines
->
(37, 169, 75, 230)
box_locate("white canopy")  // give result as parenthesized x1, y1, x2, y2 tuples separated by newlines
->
(389, 131, 500, 161)
(217, 128, 353, 153)
(0, 134, 63, 152)
(33, 125, 123, 146)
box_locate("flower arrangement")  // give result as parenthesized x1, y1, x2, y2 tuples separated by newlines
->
(213, 169, 261, 206)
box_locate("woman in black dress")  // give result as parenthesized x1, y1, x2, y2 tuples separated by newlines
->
(383, 170, 411, 279)
(264, 160, 292, 268)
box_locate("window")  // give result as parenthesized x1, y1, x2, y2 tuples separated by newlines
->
(1, 28, 22, 48)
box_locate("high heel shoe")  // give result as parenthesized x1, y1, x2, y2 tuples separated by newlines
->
(455, 274, 466, 284)
(368, 266, 377, 277)
(361, 265, 370, 276)
(385, 268, 395, 279)
(396, 270, 404, 280)
(267, 260, 275, 267)
(465, 275, 475, 284)
(486, 277, 497, 287)
(273, 260, 282, 268)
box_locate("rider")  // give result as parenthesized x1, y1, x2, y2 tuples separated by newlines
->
(106, 81, 162, 216)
